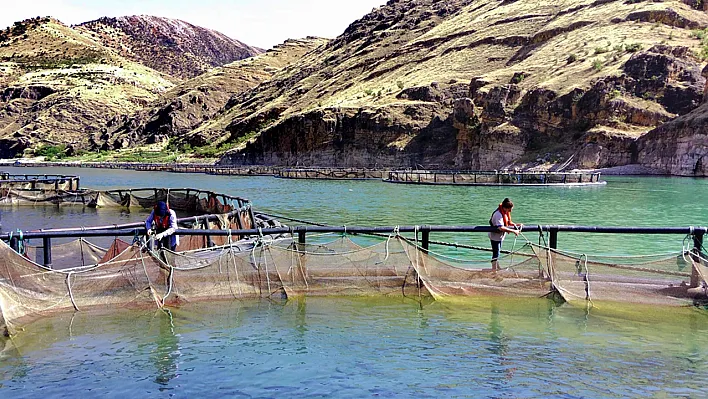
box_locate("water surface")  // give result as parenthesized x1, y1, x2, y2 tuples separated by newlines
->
(1, 166, 707, 398)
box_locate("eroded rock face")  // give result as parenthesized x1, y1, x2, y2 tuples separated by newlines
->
(1, 85, 56, 102)
(622, 45, 704, 115)
(222, 104, 458, 168)
(636, 102, 708, 176)
(0, 137, 30, 158)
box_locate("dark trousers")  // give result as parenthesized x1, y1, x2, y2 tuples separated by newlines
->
(490, 240, 502, 261)
(158, 236, 177, 252)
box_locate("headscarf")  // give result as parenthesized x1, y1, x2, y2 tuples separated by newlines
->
(155, 201, 169, 217)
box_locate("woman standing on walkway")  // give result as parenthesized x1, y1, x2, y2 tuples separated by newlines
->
(489, 198, 522, 271)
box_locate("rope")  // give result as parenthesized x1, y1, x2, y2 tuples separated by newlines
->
(256, 212, 328, 227)
(250, 233, 272, 295)
(66, 272, 80, 311)
(376, 226, 399, 269)
(577, 254, 593, 304)
(227, 228, 243, 297)
(507, 224, 523, 268)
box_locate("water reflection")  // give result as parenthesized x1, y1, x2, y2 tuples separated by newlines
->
(487, 302, 516, 382)
(151, 309, 181, 387)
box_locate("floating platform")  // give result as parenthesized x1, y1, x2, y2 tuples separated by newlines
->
(384, 170, 605, 186)
(277, 168, 385, 180)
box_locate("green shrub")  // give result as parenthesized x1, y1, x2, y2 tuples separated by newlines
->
(34, 144, 67, 160)
(591, 59, 604, 71)
(624, 43, 643, 53)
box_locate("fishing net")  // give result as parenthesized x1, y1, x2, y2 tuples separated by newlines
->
(534, 244, 704, 307)
(385, 172, 601, 185)
(24, 239, 108, 269)
(0, 232, 706, 336)
(0, 239, 167, 336)
(0, 188, 96, 206)
(0, 176, 79, 191)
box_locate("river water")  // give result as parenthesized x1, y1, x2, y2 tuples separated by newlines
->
(0, 166, 707, 398)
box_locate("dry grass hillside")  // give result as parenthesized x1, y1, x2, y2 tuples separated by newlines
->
(208, 0, 708, 174)
(0, 17, 174, 157)
(105, 37, 328, 155)
(75, 16, 263, 79)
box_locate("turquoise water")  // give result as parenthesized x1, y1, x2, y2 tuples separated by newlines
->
(1, 298, 707, 398)
(2, 166, 707, 255)
(1, 167, 708, 398)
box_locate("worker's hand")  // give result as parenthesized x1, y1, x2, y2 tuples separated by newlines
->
(147, 229, 154, 236)
(513, 229, 520, 236)
(155, 232, 165, 241)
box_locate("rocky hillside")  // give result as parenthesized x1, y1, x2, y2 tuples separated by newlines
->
(210, 0, 708, 176)
(0, 17, 174, 158)
(0, 16, 266, 158)
(76, 16, 263, 79)
(105, 37, 328, 151)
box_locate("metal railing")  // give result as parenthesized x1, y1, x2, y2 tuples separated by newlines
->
(0, 174, 81, 190)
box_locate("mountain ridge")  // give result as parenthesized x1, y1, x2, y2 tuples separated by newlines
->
(75, 15, 263, 79)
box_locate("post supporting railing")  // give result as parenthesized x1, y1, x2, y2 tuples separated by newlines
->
(549, 228, 558, 250)
(692, 231, 705, 287)
(42, 237, 52, 268)
(421, 226, 430, 253)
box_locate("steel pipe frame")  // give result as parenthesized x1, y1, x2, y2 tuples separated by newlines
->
(4, 224, 705, 272)
(2, 224, 705, 240)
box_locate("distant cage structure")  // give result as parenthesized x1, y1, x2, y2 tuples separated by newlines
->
(278, 168, 385, 180)
(0, 173, 81, 191)
(385, 170, 605, 186)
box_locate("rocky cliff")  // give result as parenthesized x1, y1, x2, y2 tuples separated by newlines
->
(213, 0, 708, 176)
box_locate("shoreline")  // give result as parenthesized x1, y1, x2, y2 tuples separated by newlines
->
(0, 159, 678, 177)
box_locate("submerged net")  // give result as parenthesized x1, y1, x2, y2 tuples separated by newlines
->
(0, 239, 166, 336)
(0, 188, 95, 206)
(0, 232, 706, 336)
(534, 244, 706, 307)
